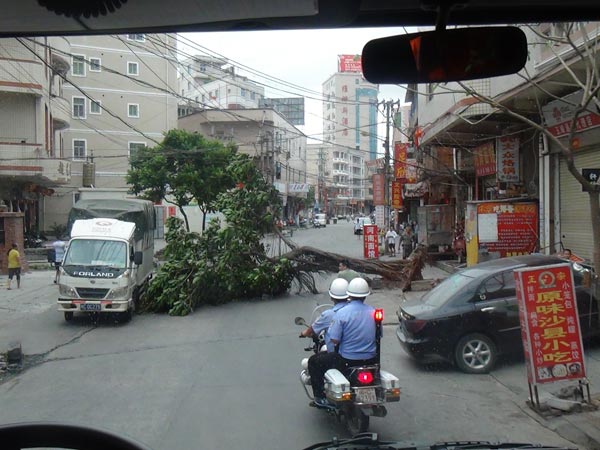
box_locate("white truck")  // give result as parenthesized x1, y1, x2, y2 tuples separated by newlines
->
(58, 199, 155, 323)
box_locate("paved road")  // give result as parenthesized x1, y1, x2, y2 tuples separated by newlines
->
(0, 223, 591, 449)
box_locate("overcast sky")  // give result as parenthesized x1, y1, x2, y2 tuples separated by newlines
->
(181, 27, 409, 143)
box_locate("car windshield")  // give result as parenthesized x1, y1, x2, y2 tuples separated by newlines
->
(63, 239, 127, 268)
(2, 8, 600, 450)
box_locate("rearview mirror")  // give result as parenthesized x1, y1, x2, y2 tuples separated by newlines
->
(133, 251, 143, 266)
(362, 26, 527, 84)
(294, 317, 307, 326)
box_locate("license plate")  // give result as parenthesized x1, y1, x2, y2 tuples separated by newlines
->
(80, 303, 101, 311)
(355, 388, 377, 404)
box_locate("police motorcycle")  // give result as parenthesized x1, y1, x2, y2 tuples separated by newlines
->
(295, 280, 401, 435)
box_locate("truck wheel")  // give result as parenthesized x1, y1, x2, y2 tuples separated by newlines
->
(64, 312, 74, 322)
(120, 308, 133, 323)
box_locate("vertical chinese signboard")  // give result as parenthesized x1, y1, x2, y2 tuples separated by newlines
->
(473, 142, 496, 177)
(394, 142, 408, 181)
(363, 224, 379, 259)
(372, 174, 385, 206)
(391, 181, 403, 210)
(514, 264, 586, 395)
(496, 136, 520, 183)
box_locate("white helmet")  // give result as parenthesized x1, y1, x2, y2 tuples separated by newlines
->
(329, 278, 349, 300)
(347, 277, 370, 298)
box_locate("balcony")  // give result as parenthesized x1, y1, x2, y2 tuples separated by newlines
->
(0, 61, 44, 96)
(333, 169, 349, 176)
(51, 95, 70, 130)
(49, 37, 70, 75)
(0, 143, 71, 185)
(332, 157, 348, 164)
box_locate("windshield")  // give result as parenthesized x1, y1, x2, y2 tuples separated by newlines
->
(63, 239, 128, 268)
(2, 14, 600, 450)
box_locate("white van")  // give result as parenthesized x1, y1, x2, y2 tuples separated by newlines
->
(314, 213, 327, 227)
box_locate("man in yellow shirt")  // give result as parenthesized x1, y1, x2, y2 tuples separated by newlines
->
(7, 243, 21, 290)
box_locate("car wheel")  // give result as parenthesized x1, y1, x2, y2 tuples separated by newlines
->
(64, 312, 74, 322)
(454, 333, 496, 374)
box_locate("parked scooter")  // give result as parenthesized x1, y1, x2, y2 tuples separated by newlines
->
(295, 305, 400, 435)
(313, 219, 322, 228)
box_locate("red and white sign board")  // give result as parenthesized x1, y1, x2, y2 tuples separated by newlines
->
(514, 263, 586, 385)
(363, 225, 379, 259)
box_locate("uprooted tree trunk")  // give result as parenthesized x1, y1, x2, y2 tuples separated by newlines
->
(275, 242, 427, 293)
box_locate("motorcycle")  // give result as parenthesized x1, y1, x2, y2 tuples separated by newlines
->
(313, 219, 322, 228)
(295, 305, 400, 435)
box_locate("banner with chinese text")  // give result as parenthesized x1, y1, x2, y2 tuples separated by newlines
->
(372, 174, 385, 206)
(394, 142, 408, 181)
(514, 263, 586, 385)
(476, 202, 538, 257)
(474, 142, 496, 177)
(363, 225, 379, 259)
(392, 181, 403, 209)
(496, 136, 520, 183)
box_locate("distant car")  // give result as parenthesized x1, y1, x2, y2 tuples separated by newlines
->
(314, 213, 327, 227)
(354, 217, 372, 235)
(396, 254, 600, 374)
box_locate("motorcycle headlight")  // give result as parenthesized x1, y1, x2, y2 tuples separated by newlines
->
(106, 286, 130, 300)
(59, 285, 78, 298)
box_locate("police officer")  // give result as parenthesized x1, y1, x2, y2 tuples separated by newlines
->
(308, 277, 377, 407)
(301, 278, 348, 352)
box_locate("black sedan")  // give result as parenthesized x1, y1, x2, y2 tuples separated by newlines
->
(396, 254, 599, 374)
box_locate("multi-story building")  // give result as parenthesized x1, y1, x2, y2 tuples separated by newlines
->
(306, 143, 332, 213)
(178, 108, 308, 219)
(45, 33, 179, 227)
(178, 55, 265, 114)
(322, 55, 379, 213)
(0, 37, 72, 248)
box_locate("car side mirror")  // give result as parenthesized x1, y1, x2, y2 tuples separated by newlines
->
(294, 317, 307, 326)
(133, 251, 143, 266)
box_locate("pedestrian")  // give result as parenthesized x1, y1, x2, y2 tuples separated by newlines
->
(401, 226, 413, 259)
(354, 218, 361, 238)
(337, 259, 361, 283)
(385, 227, 398, 256)
(7, 242, 21, 290)
(308, 277, 377, 407)
(52, 238, 66, 284)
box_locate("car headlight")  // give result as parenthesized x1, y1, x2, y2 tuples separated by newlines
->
(59, 285, 78, 298)
(106, 286, 130, 300)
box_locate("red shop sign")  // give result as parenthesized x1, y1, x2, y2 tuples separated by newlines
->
(363, 225, 379, 259)
(514, 263, 586, 385)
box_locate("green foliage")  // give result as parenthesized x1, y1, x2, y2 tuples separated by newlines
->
(127, 129, 237, 230)
(142, 153, 293, 316)
(48, 223, 68, 239)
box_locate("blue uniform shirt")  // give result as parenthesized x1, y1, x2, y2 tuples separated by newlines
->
(328, 299, 377, 360)
(311, 302, 347, 352)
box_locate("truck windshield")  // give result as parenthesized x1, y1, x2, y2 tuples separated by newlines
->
(63, 239, 128, 268)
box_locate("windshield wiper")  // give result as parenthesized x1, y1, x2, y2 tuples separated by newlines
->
(303, 435, 577, 450)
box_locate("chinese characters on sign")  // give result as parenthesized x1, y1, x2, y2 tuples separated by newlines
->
(477, 202, 538, 257)
(514, 264, 586, 385)
(391, 181, 403, 209)
(338, 54, 363, 73)
(496, 136, 520, 183)
(582, 168, 600, 192)
(473, 142, 496, 177)
(394, 142, 408, 181)
(372, 174, 385, 206)
(363, 225, 379, 259)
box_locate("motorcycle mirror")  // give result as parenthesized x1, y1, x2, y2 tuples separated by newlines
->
(294, 317, 307, 326)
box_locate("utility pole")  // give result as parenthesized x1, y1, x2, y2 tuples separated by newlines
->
(380, 100, 399, 232)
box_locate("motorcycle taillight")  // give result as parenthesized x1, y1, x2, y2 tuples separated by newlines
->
(357, 370, 374, 385)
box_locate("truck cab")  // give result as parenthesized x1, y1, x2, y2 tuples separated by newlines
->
(57, 218, 152, 323)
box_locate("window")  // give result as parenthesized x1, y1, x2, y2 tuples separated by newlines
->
(128, 103, 139, 118)
(241, 88, 246, 97)
(127, 61, 139, 76)
(251, 91, 256, 100)
(73, 139, 86, 160)
(71, 54, 85, 76)
(127, 34, 145, 42)
(89, 57, 101, 72)
(0, 217, 4, 245)
(90, 100, 101, 115)
(72, 97, 86, 119)
(128, 142, 146, 160)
